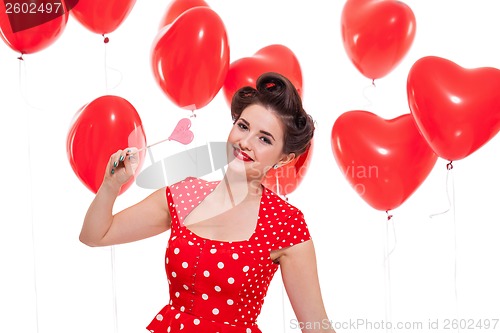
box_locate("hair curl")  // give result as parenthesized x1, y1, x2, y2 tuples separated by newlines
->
(230, 72, 314, 156)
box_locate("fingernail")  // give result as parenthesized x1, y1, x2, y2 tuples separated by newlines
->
(111, 169, 115, 175)
(113, 161, 118, 167)
(119, 156, 124, 162)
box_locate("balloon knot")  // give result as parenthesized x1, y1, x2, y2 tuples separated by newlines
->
(371, 79, 376, 87)
(446, 161, 453, 170)
(386, 210, 393, 220)
(17, 54, 24, 61)
(103, 35, 109, 43)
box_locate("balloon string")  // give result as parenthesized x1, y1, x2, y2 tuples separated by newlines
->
(103, 38, 120, 333)
(111, 246, 119, 333)
(450, 168, 459, 333)
(383, 213, 397, 333)
(19, 57, 40, 333)
(361, 82, 376, 109)
(103, 37, 123, 93)
(429, 162, 460, 331)
(429, 162, 454, 218)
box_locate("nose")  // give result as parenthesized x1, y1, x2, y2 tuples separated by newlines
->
(238, 132, 252, 151)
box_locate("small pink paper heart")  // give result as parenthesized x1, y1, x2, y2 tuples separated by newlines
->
(168, 118, 194, 145)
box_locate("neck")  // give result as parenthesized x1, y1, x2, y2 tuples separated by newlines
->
(221, 168, 263, 206)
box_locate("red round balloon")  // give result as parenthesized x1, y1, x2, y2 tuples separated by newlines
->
(223, 44, 303, 106)
(331, 111, 437, 211)
(0, 0, 69, 54)
(263, 141, 313, 196)
(408, 56, 500, 162)
(70, 0, 136, 35)
(151, 7, 230, 110)
(67, 95, 147, 195)
(158, 0, 209, 29)
(341, 0, 416, 80)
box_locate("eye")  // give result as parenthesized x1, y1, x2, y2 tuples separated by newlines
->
(260, 136, 272, 145)
(237, 122, 248, 130)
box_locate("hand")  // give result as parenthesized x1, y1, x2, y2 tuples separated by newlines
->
(103, 147, 140, 191)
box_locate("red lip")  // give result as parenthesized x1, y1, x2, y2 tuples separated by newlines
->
(233, 147, 253, 162)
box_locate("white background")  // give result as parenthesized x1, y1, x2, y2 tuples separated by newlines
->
(1, 1, 500, 332)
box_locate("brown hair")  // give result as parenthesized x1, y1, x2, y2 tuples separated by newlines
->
(230, 72, 314, 156)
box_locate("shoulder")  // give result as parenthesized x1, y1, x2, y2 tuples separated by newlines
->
(261, 186, 304, 220)
(168, 176, 219, 195)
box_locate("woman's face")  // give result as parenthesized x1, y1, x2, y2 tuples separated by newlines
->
(226, 104, 293, 180)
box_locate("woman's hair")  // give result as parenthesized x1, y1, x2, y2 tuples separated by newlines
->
(230, 72, 314, 157)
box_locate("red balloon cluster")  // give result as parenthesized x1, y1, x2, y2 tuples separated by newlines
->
(332, 54, 500, 212)
(67, 95, 147, 195)
(341, 0, 416, 81)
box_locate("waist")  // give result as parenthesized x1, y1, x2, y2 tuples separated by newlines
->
(148, 304, 262, 333)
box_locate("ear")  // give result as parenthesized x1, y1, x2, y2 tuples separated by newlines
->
(277, 152, 296, 167)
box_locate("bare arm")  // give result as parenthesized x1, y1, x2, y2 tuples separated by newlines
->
(79, 148, 171, 247)
(277, 240, 336, 333)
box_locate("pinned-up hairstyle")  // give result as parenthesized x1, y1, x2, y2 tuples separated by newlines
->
(230, 72, 314, 156)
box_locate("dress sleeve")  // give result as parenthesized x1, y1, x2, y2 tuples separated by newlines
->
(274, 208, 312, 250)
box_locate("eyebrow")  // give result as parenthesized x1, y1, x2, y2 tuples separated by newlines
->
(239, 118, 276, 141)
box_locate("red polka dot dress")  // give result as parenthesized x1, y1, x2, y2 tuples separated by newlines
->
(147, 177, 311, 333)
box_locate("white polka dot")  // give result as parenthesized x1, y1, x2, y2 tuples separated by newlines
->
(202, 294, 208, 300)
(210, 248, 217, 254)
(214, 285, 221, 292)
(173, 248, 179, 255)
(156, 314, 163, 321)
(232, 253, 239, 259)
(246, 328, 252, 333)
(228, 277, 235, 284)
(193, 319, 200, 325)
(182, 262, 188, 268)
(213, 308, 219, 315)
(204, 270, 210, 277)
(218, 262, 224, 269)
(243, 266, 249, 272)
(180, 306, 185, 312)
(227, 299, 234, 305)
(180, 324, 184, 329)
(175, 292, 180, 297)
(183, 284, 189, 290)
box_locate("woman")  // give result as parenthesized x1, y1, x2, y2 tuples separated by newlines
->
(80, 72, 336, 333)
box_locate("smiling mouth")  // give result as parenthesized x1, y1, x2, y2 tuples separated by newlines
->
(233, 147, 254, 162)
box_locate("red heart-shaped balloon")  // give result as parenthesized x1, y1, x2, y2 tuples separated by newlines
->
(222, 44, 303, 106)
(331, 111, 437, 211)
(341, 0, 416, 80)
(408, 56, 500, 162)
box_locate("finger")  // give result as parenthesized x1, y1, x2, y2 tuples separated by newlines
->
(123, 149, 139, 175)
(109, 150, 125, 175)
